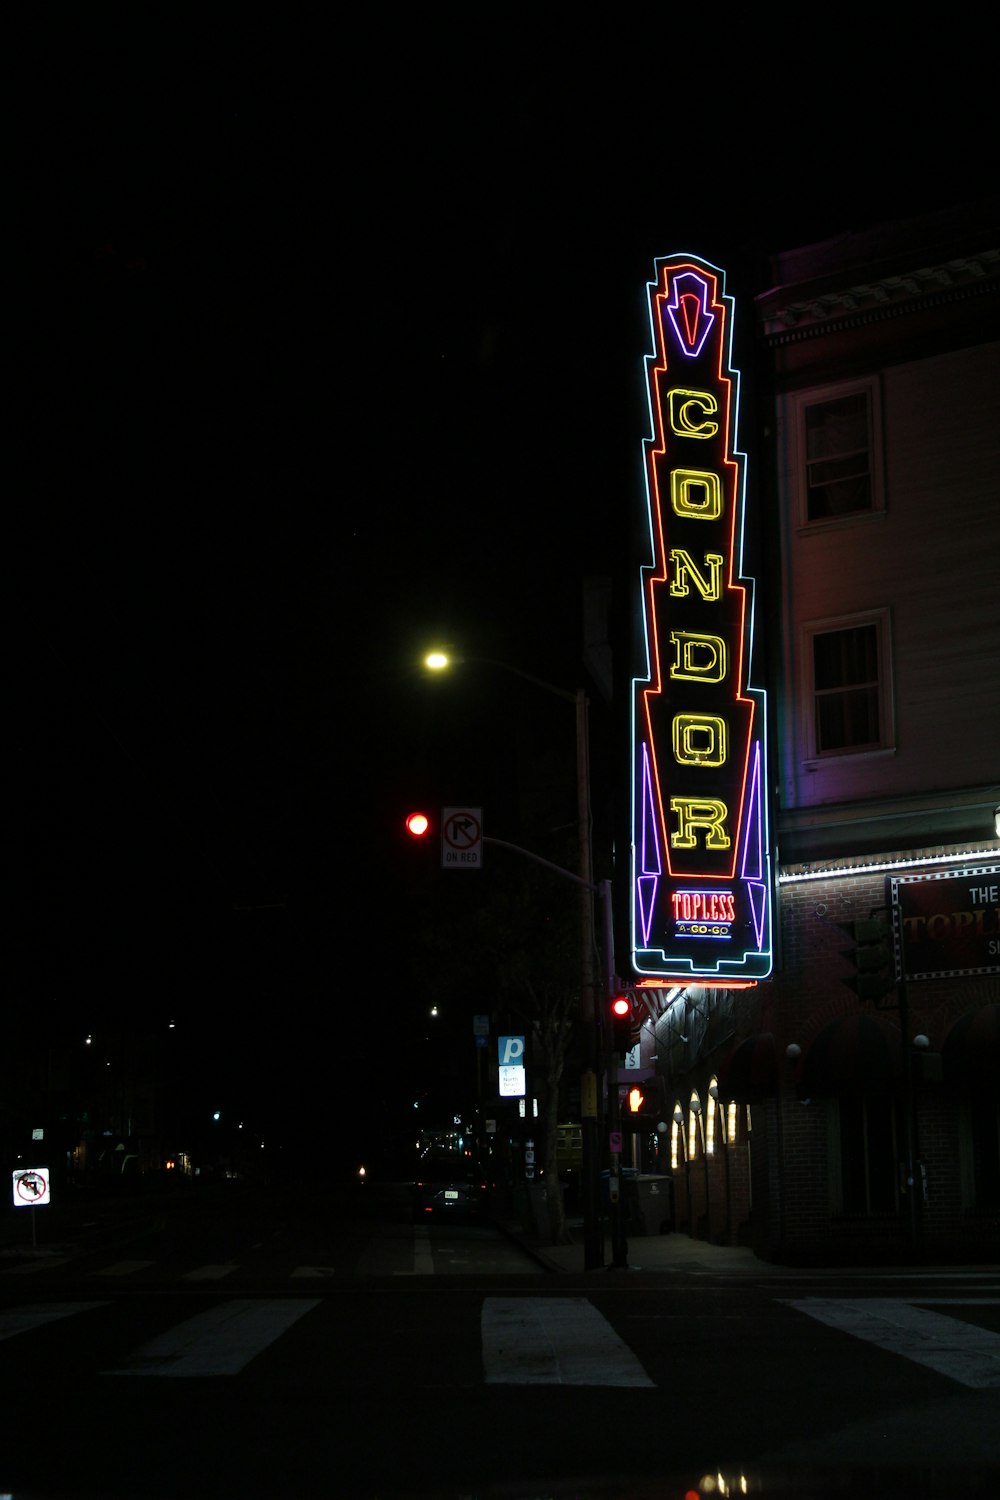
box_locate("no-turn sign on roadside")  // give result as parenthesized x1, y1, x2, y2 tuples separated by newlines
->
(442, 807, 483, 869)
(13, 1168, 50, 1207)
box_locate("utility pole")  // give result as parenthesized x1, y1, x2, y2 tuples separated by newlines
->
(419, 654, 609, 1269)
(605, 986, 630, 1269)
(575, 688, 604, 1272)
(484, 835, 612, 1266)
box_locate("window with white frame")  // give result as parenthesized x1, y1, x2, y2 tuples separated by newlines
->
(804, 611, 893, 757)
(794, 378, 884, 525)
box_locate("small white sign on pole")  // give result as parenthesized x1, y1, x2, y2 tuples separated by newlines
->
(13, 1168, 51, 1207)
(441, 807, 483, 868)
(499, 1065, 526, 1098)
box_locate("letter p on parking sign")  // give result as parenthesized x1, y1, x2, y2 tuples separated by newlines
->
(498, 1036, 524, 1066)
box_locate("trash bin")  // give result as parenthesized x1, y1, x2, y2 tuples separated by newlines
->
(632, 1174, 672, 1236)
(621, 1174, 638, 1234)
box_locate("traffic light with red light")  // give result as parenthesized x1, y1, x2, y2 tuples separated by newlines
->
(609, 994, 633, 1056)
(405, 811, 431, 838)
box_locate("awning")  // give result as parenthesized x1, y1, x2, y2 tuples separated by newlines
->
(798, 1013, 902, 1097)
(942, 1004, 999, 1086)
(717, 1032, 778, 1102)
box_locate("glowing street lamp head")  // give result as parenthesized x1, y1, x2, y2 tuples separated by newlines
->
(424, 651, 450, 671)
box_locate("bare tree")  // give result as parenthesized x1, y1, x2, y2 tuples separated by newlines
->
(408, 848, 582, 1245)
(522, 974, 576, 1244)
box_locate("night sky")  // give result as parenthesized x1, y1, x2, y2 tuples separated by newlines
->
(12, 15, 994, 1170)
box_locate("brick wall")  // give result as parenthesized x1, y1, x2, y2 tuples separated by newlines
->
(660, 853, 999, 1263)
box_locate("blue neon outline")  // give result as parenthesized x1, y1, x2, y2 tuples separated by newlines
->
(630, 254, 773, 981)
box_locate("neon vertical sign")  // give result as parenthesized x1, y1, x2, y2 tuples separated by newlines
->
(631, 256, 772, 982)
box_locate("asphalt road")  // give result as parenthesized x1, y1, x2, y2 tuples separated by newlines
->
(0, 1180, 997, 1498)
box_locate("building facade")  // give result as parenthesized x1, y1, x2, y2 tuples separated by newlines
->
(637, 199, 1000, 1262)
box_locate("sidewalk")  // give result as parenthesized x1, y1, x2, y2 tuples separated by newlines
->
(0, 1178, 202, 1270)
(496, 1192, 773, 1275)
(496, 1206, 1000, 1278)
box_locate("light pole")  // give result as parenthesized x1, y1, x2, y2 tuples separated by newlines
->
(423, 650, 608, 1270)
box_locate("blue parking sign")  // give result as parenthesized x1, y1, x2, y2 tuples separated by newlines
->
(498, 1035, 524, 1066)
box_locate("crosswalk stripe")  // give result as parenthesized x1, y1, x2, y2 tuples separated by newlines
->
(182, 1262, 239, 1281)
(390, 1228, 436, 1276)
(5, 1254, 74, 1275)
(412, 1227, 435, 1276)
(104, 1297, 321, 1377)
(90, 1260, 154, 1277)
(0, 1303, 106, 1343)
(783, 1297, 1000, 1389)
(482, 1297, 655, 1387)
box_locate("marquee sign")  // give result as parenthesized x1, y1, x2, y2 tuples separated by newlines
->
(891, 865, 1000, 980)
(631, 256, 771, 983)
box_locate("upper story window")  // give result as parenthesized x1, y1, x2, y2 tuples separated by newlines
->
(793, 377, 884, 526)
(804, 610, 894, 758)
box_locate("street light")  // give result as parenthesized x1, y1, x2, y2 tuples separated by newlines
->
(422, 646, 608, 1270)
(424, 649, 578, 708)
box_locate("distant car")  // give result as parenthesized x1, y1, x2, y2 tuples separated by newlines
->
(412, 1152, 490, 1222)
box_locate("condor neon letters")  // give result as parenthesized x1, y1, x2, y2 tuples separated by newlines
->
(632, 256, 772, 982)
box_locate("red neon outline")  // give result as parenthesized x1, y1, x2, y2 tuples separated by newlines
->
(641, 262, 754, 882)
(634, 979, 758, 991)
(679, 293, 701, 348)
(671, 890, 737, 923)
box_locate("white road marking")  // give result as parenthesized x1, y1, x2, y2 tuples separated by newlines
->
(879, 1273, 1000, 1282)
(414, 1228, 435, 1275)
(4, 1255, 74, 1275)
(105, 1297, 321, 1377)
(782, 1297, 1000, 1389)
(0, 1303, 106, 1342)
(393, 1228, 436, 1276)
(90, 1260, 154, 1277)
(482, 1297, 655, 1387)
(182, 1262, 239, 1281)
(918, 1297, 1000, 1305)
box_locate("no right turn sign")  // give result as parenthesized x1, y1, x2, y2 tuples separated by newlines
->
(442, 807, 482, 868)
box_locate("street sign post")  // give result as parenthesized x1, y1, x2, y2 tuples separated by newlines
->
(13, 1167, 50, 1251)
(498, 1034, 526, 1098)
(442, 808, 483, 868)
(13, 1168, 50, 1207)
